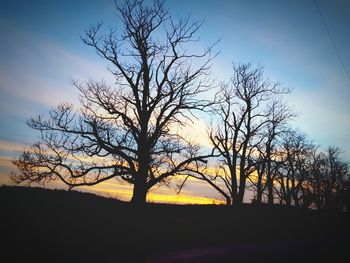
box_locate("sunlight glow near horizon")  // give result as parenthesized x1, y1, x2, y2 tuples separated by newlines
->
(0, 139, 245, 204)
(0, 0, 349, 204)
(0, 159, 225, 205)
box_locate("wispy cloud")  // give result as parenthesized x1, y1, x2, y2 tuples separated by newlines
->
(0, 21, 113, 110)
(0, 140, 29, 153)
(0, 156, 15, 171)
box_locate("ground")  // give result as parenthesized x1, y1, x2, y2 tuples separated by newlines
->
(1, 186, 349, 262)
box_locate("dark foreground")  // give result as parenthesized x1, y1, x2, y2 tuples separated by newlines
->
(1, 186, 349, 262)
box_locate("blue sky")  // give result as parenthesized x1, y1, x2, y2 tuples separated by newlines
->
(0, 0, 349, 199)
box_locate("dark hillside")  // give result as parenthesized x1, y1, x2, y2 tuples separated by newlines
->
(1, 186, 349, 262)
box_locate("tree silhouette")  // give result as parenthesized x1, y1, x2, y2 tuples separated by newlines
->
(274, 129, 315, 207)
(307, 146, 349, 210)
(271, 133, 350, 211)
(185, 62, 288, 206)
(250, 100, 294, 205)
(12, 0, 216, 206)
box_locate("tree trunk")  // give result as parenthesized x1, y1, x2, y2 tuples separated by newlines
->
(237, 170, 246, 205)
(237, 182, 245, 205)
(293, 192, 300, 207)
(230, 161, 239, 207)
(285, 195, 291, 206)
(231, 192, 240, 207)
(256, 171, 263, 204)
(130, 182, 147, 206)
(237, 141, 248, 206)
(256, 156, 267, 204)
(266, 149, 274, 206)
(225, 196, 231, 206)
(133, 128, 149, 206)
(267, 177, 273, 205)
(256, 189, 263, 204)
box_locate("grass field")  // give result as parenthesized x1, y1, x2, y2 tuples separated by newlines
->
(1, 186, 349, 262)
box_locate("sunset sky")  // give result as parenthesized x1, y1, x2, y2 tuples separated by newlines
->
(0, 0, 349, 204)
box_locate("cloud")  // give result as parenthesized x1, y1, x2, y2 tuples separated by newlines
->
(0, 21, 113, 110)
(0, 156, 17, 185)
(0, 140, 30, 153)
(0, 156, 15, 171)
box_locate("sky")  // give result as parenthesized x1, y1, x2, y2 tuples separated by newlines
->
(0, 0, 349, 203)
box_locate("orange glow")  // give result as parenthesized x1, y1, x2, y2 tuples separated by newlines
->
(78, 181, 224, 205)
(147, 192, 224, 205)
(0, 139, 225, 205)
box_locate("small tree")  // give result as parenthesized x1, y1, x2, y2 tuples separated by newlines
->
(307, 147, 349, 210)
(274, 129, 314, 207)
(12, 0, 216, 206)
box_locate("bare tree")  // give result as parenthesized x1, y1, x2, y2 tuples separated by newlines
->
(307, 147, 349, 210)
(250, 100, 294, 205)
(190, 62, 286, 206)
(12, 0, 216, 206)
(306, 147, 325, 210)
(274, 129, 314, 207)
